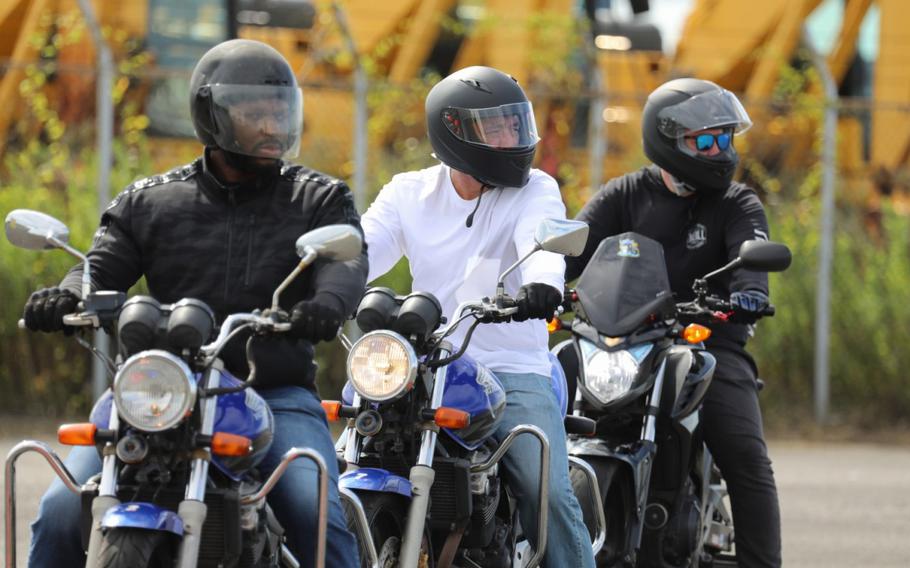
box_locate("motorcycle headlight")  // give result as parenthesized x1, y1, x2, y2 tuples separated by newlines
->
(113, 350, 197, 432)
(580, 340, 652, 405)
(347, 331, 417, 402)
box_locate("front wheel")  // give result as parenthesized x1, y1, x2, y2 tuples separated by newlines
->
(97, 528, 174, 568)
(570, 457, 633, 567)
(344, 492, 433, 568)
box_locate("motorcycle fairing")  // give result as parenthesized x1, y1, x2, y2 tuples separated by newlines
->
(440, 355, 506, 450)
(339, 467, 412, 498)
(668, 348, 716, 420)
(100, 502, 184, 536)
(548, 352, 569, 418)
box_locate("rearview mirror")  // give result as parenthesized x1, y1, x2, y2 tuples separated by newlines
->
(4, 209, 71, 251)
(738, 240, 792, 272)
(534, 219, 589, 258)
(295, 224, 363, 262)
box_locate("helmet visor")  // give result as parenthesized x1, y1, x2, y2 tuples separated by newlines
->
(656, 89, 751, 139)
(210, 84, 303, 160)
(442, 101, 539, 149)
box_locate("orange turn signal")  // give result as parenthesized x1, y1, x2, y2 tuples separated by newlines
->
(547, 318, 562, 333)
(321, 401, 342, 422)
(682, 324, 712, 344)
(434, 407, 470, 429)
(58, 423, 97, 446)
(211, 432, 252, 457)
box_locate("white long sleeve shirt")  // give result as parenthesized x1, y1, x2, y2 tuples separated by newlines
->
(361, 163, 566, 376)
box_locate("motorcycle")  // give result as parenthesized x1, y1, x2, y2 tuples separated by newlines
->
(551, 232, 791, 567)
(322, 218, 605, 568)
(3, 208, 369, 568)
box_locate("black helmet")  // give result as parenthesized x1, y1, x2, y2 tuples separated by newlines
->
(426, 66, 539, 188)
(642, 78, 751, 193)
(189, 39, 303, 161)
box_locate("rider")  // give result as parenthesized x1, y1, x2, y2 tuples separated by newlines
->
(22, 39, 365, 567)
(565, 78, 781, 568)
(361, 65, 595, 568)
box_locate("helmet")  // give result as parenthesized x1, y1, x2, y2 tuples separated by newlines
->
(642, 78, 752, 193)
(426, 66, 540, 188)
(189, 39, 303, 161)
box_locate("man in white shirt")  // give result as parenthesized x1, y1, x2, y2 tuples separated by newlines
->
(362, 65, 594, 568)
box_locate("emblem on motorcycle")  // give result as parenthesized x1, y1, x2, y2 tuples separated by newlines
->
(618, 238, 640, 258)
(686, 223, 707, 249)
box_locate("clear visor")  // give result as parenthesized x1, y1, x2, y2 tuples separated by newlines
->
(442, 101, 539, 149)
(656, 89, 752, 139)
(210, 84, 303, 160)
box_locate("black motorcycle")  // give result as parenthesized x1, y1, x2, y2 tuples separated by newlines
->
(551, 232, 791, 567)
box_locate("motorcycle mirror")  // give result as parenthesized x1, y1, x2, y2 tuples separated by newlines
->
(534, 219, 590, 258)
(4, 209, 71, 251)
(737, 240, 792, 272)
(295, 224, 363, 262)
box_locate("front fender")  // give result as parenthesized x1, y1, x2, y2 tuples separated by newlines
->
(340, 467, 412, 498)
(568, 437, 657, 518)
(100, 502, 184, 536)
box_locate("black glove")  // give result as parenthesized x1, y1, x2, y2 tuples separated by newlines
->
(729, 290, 769, 323)
(513, 283, 562, 322)
(23, 287, 79, 333)
(289, 294, 345, 343)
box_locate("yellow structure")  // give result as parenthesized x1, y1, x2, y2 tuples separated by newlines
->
(0, 0, 905, 197)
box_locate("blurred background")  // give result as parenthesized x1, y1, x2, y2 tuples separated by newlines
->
(0, 0, 908, 437)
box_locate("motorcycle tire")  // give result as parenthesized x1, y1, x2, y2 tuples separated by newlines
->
(570, 457, 632, 567)
(97, 528, 172, 568)
(344, 491, 434, 568)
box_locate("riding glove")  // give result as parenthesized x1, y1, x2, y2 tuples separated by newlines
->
(513, 283, 562, 322)
(23, 287, 79, 333)
(289, 294, 346, 343)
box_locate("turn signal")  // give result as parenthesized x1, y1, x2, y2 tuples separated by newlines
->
(433, 407, 471, 429)
(321, 400, 342, 422)
(547, 318, 562, 333)
(58, 423, 97, 446)
(682, 324, 712, 344)
(211, 432, 252, 457)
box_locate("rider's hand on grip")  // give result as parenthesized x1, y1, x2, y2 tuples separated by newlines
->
(729, 290, 769, 323)
(513, 283, 562, 322)
(22, 287, 79, 334)
(289, 294, 345, 343)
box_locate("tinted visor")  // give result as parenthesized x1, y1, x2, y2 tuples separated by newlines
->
(210, 84, 303, 159)
(442, 101, 539, 149)
(656, 89, 751, 139)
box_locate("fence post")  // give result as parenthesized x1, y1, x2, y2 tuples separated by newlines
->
(807, 41, 837, 425)
(77, 0, 114, 401)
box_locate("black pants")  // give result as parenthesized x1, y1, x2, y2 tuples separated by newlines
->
(701, 347, 782, 568)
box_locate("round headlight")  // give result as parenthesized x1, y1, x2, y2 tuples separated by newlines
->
(584, 349, 641, 405)
(113, 351, 197, 432)
(347, 331, 417, 402)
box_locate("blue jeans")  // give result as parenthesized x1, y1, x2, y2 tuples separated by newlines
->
(28, 385, 358, 568)
(492, 372, 595, 568)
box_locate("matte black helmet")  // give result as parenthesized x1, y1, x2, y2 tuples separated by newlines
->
(642, 78, 752, 193)
(189, 39, 303, 160)
(426, 66, 539, 188)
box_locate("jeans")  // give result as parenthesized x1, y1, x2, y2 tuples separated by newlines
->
(28, 385, 358, 568)
(491, 372, 595, 568)
(702, 348, 782, 568)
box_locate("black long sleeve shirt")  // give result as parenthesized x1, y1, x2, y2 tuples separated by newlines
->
(61, 152, 369, 390)
(565, 165, 770, 351)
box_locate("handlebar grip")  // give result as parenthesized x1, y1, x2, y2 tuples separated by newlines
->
(762, 305, 776, 317)
(18, 319, 25, 330)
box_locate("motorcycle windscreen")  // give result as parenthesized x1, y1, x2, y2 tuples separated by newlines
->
(575, 232, 676, 337)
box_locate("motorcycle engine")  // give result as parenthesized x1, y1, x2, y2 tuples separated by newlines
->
(663, 494, 701, 565)
(463, 444, 502, 549)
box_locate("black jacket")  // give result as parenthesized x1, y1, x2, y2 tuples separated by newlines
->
(61, 152, 369, 390)
(565, 165, 770, 353)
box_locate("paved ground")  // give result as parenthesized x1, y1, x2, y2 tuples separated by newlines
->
(1, 418, 909, 566)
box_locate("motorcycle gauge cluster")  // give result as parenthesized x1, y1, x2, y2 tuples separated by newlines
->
(355, 287, 443, 343)
(117, 295, 216, 357)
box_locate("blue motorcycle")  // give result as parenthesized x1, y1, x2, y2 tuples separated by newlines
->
(3, 209, 365, 568)
(323, 219, 605, 568)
